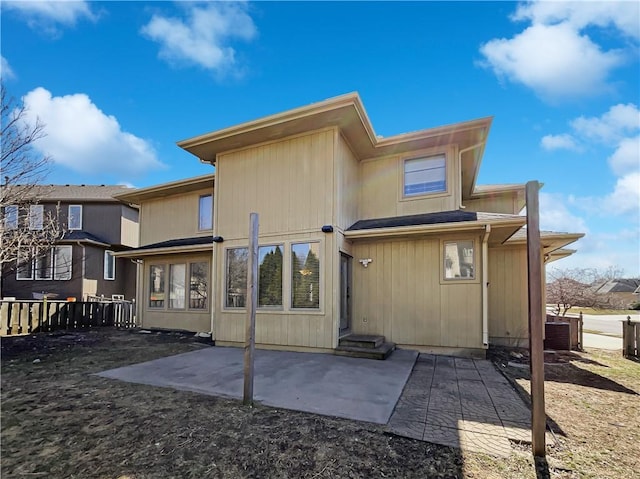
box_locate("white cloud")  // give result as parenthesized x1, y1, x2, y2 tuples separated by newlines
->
(513, 1, 640, 40)
(540, 133, 579, 151)
(480, 1, 638, 101)
(539, 192, 589, 234)
(4, 0, 96, 34)
(1, 56, 15, 80)
(20, 87, 164, 177)
(608, 135, 640, 176)
(141, 2, 257, 73)
(571, 104, 640, 145)
(480, 23, 624, 100)
(604, 171, 640, 215)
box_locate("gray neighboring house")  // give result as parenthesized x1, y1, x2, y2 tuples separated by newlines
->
(1, 185, 139, 301)
(593, 278, 640, 308)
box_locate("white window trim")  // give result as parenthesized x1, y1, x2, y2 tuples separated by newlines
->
(148, 264, 166, 309)
(29, 205, 44, 230)
(104, 250, 116, 280)
(35, 249, 54, 280)
(168, 263, 187, 310)
(68, 205, 83, 230)
(224, 247, 249, 310)
(4, 205, 18, 230)
(257, 244, 284, 310)
(53, 245, 73, 281)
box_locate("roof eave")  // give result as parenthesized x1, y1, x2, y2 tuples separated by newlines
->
(113, 244, 213, 258)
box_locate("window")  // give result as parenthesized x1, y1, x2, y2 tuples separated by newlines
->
(404, 155, 446, 196)
(53, 246, 72, 280)
(149, 265, 165, 308)
(226, 248, 248, 308)
(291, 243, 320, 309)
(444, 240, 475, 280)
(29, 205, 44, 230)
(169, 264, 186, 309)
(4, 205, 18, 230)
(35, 249, 53, 280)
(17, 248, 34, 280)
(259, 245, 283, 308)
(189, 262, 208, 309)
(68, 205, 82, 230)
(199, 194, 213, 230)
(104, 251, 115, 280)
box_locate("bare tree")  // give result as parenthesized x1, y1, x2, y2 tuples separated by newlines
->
(1, 84, 61, 294)
(546, 267, 626, 315)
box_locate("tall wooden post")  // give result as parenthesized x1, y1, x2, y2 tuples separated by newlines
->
(243, 213, 259, 406)
(526, 181, 546, 457)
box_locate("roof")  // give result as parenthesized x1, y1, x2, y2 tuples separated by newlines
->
(6, 184, 135, 202)
(114, 174, 214, 204)
(344, 210, 525, 244)
(177, 92, 492, 199)
(58, 230, 111, 247)
(506, 228, 584, 256)
(114, 236, 214, 258)
(594, 279, 640, 294)
(348, 211, 478, 230)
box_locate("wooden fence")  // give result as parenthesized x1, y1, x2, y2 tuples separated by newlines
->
(0, 299, 136, 336)
(622, 317, 639, 359)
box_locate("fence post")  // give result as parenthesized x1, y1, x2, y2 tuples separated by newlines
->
(579, 312, 583, 351)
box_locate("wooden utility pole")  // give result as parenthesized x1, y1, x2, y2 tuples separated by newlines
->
(243, 213, 259, 406)
(526, 181, 546, 457)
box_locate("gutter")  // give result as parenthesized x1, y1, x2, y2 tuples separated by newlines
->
(482, 224, 491, 348)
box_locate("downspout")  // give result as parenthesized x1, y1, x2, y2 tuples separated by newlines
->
(482, 224, 491, 348)
(458, 142, 485, 209)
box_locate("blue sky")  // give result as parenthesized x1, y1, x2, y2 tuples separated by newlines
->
(2, 1, 639, 276)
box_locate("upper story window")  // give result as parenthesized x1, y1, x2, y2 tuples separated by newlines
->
(29, 205, 44, 230)
(68, 205, 82, 230)
(4, 205, 18, 230)
(199, 194, 213, 230)
(404, 155, 446, 197)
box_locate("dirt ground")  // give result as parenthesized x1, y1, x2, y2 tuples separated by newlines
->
(1, 329, 638, 478)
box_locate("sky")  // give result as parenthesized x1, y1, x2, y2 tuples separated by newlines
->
(1, 1, 639, 277)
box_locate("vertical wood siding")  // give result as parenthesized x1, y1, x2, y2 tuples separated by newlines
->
(358, 146, 458, 220)
(351, 236, 482, 349)
(140, 188, 213, 246)
(335, 133, 360, 230)
(488, 245, 529, 346)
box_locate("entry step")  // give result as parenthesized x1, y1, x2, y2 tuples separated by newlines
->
(336, 334, 395, 360)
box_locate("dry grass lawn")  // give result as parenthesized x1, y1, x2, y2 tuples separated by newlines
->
(1, 329, 638, 478)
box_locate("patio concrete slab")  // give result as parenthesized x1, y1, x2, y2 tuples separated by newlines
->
(97, 345, 418, 425)
(387, 353, 534, 457)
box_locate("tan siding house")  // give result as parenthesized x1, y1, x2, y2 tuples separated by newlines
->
(118, 93, 583, 356)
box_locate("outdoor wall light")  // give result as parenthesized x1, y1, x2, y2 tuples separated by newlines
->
(213, 236, 224, 243)
(359, 258, 373, 268)
(321, 225, 334, 233)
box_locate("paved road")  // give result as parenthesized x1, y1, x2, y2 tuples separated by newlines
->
(581, 313, 639, 337)
(582, 332, 623, 350)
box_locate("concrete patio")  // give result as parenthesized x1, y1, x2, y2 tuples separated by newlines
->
(98, 345, 535, 457)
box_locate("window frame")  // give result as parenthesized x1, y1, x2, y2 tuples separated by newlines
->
(29, 205, 44, 230)
(402, 154, 448, 199)
(68, 205, 83, 230)
(290, 241, 321, 310)
(16, 248, 34, 280)
(258, 244, 284, 309)
(224, 247, 249, 309)
(53, 245, 73, 280)
(188, 261, 209, 310)
(35, 248, 54, 280)
(442, 239, 476, 282)
(104, 250, 116, 280)
(168, 263, 187, 310)
(4, 205, 18, 230)
(198, 194, 213, 231)
(149, 264, 166, 308)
